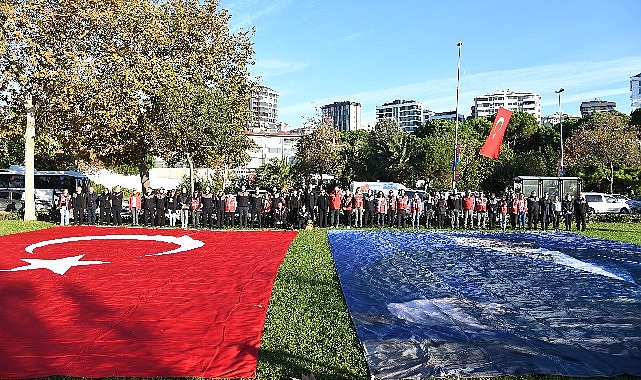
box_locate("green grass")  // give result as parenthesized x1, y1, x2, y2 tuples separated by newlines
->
(1, 221, 640, 380)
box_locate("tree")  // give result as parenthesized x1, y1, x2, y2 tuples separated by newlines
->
(157, 77, 253, 192)
(295, 117, 343, 185)
(565, 112, 640, 193)
(255, 158, 295, 191)
(337, 130, 369, 184)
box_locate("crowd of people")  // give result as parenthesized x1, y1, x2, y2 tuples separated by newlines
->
(56, 183, 591, 232)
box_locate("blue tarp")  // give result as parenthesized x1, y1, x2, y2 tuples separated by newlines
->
(328, 230, 641, 379)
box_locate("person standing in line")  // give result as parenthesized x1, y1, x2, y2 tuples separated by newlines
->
(190, 190, 201, 228)
(316, 188, 329, 228)
(86, 186, 98, 225)
(111, 185, 123, 226)
(435, 193, 447, 229)
(57, 189, 71, 226)
(562, 193, 574, 231)
(214, 189, 226, 228)
(462, 190, 475, 229)
(98, 188, 111, 225)
(178, 187, 190, 229)
(342, 189, 354, 229)
(446, 192, 456, 229)
(507, 192, 518, 229)
(396, 189, 409, 228)
(517, 193, 528, 230)
(352, 187, 364, 228)
(475, 191, 488, 229)
(166, 189, 177, 227)
(363, 191, 376, 227)
(251, 187, 263, 228)
(201, 187, 214, 229)
(272, 201, 288, 229)
(287, 189, 301, 227)
(129, 190, 141, 226)
(328, 186, 343, 228)
(423, 192, 434, 228)
(498, 194, 509, 231)
(224, 193, 237, 228)
(527, 191, 540, 230)
(143, 188, 156, 227)
(538, 192, 552, 230)
(375, 191, 387, 228)
(487, 192, 498, 230)
(262, 193, 273, 228)
(410, 193, 423, 229)
(304, 184, 317, 225)
(155, 188, 167, 228)
(386, 190, 397, 228)
(236, 185, 250, 228)
(574, 192, 589, 231)
(551, 195, 562, 230)
(72, 186, 86, 226)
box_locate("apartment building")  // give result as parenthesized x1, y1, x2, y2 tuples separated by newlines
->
(471, 89, 541, 122)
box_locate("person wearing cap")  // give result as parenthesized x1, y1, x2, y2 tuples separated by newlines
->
(128, 189, 141, 226)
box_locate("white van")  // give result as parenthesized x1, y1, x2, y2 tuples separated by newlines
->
(583, 192, 630, 214)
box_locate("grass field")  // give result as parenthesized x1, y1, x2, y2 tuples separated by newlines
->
(1, 220, 640, 380)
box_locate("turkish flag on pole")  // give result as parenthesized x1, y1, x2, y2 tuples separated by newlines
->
(479, 106, 512, 159)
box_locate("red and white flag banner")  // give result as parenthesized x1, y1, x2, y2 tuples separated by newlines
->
(0, 226, 297, 379)
(479, 106, 512, 159)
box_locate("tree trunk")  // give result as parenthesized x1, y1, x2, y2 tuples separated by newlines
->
(609, 161, 614, 194)
(23, 93, 36, 221)
(138, 160, 151, 192)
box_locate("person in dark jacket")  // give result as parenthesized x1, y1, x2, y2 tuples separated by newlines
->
(317, 189, 330, 228)
(435, 193, 447, 229)
(487, 192, 498, 230)
(201, 187, 214, 229)
(304, 184, 317, 224)
(237, 185, 250, 228)
(72, 186, 86, 225)
(574, 192, 589, 231)
(143, 188, 156, 227)
(111, 185, 123, 226)
(363, 191, 376, 227)
(214, 189, 225, 229)
(98, 188, 111, 225)
(251, 187, 263, 228)
(527, 191, 540, 230)
(166, 189, 177, 227)
(562, 193, 574, 231)
(538, 192, 552, 230)
(287, 189, 301, 226)
(86, 186, 98, 225)
(155, 188, 166, 227)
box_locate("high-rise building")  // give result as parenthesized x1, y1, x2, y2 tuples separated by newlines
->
(631, 73, 641, 109)
(376, 99, 423, 133)
(471, 89, 541, 123)
(579, 99, 616, 117)
(321, 101, 362, 131)
(249, 86, 279, 130)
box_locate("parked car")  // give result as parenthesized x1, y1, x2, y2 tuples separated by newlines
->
(626, 196, 641, 213)
(583, 192, 630, 214)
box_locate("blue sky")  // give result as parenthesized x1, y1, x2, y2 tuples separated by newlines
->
(221, 0, 641, 128)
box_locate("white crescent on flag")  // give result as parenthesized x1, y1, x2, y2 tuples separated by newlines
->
(491, 117, 505, 139)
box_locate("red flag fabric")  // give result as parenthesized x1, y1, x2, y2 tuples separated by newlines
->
(479, 106, 512, 159)
(0, 226, 297, 379)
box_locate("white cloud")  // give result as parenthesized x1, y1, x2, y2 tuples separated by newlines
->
(223, 0, 293, 31)
(252, 59, 308, 78)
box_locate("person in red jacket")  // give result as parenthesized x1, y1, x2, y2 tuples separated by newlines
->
(475, 191, 488, 229)
(328, 186, 343, 228)
(224, 193, 237, 228)
(353, 187, 364, 228)
(396, 189, 409, 228)
(462, 190, 476, 229)
(342, 190, 354, 228)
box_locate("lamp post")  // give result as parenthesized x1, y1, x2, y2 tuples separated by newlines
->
(452, 41, 462, 191)
(555, 88, 565, 176)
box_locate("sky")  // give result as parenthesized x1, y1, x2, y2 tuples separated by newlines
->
(220, 0, 641, 128)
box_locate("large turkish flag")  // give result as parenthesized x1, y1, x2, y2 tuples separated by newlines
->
(479, 106, 512, 159)
(0, 226, 296, 379)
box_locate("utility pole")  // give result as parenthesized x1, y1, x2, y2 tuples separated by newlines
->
(452, 41, 462, 190)
(23, 93, 36, 221)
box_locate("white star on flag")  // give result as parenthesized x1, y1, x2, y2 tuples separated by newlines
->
(1, 254, 109, 275)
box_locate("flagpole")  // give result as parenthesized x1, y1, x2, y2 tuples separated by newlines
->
(452, 41, 462, 191)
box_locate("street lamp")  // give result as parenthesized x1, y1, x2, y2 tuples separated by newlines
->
(452, 41, 462, 190)
(555, 88, 565, 176)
